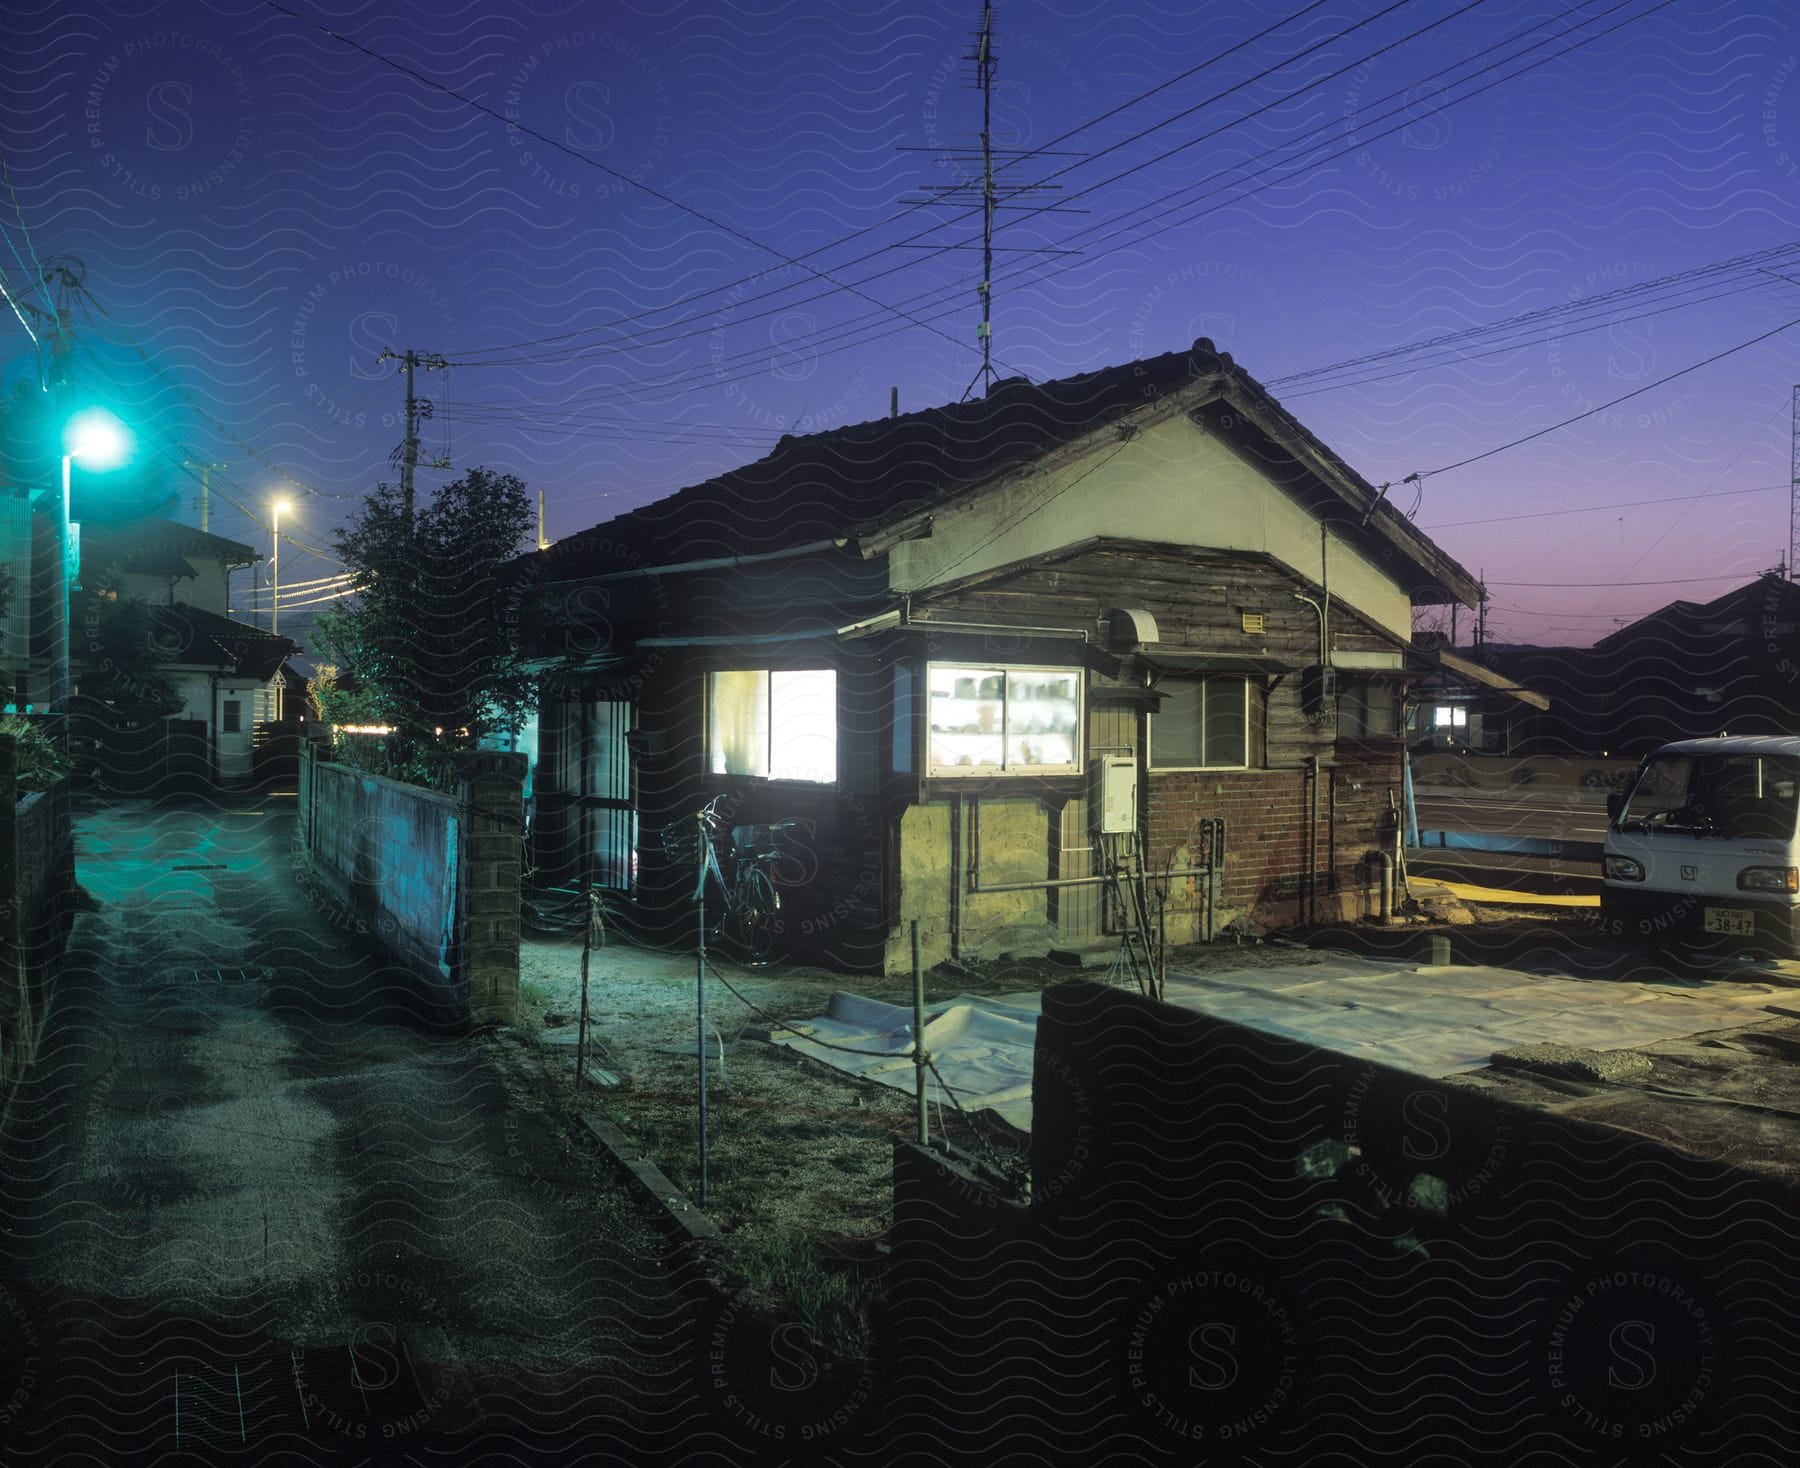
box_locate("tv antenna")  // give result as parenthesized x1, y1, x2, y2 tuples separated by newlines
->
(899, 2, 1084, 401)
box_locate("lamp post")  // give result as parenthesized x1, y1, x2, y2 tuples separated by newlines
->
(271, 498, 291, 721)
(271, 498, 291, 638)
(54, 409, 130, 715)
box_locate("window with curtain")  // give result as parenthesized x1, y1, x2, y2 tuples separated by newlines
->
(926, 664, 1080, 774)
(708, 669, 837, 782)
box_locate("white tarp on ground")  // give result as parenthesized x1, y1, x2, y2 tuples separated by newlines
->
(767, 958, 1794, 1133)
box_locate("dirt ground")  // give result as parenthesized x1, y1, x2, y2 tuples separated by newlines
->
(493, 901, 1579, 1358)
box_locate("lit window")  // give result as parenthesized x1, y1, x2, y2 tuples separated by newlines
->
(927, 664, 1080, 774)
(1149, 677, 1249, 770)
(1432, 705, 1468, 729)
(708, 669, 836, 783)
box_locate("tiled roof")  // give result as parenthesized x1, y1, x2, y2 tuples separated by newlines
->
(145, 603, 295, 680)
(532, 340, 1482, 605)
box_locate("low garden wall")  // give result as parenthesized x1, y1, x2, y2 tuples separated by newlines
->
(1412, 751, 1640, 799)
(298, 746, 524, 1023)
(884, 981, 1799, 1462)
(0, 736, 73, 1128)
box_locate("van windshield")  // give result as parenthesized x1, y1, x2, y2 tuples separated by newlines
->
(1617, 752, 1800, 839)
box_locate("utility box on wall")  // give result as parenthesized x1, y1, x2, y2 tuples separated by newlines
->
(1090, 757, 1138, 834)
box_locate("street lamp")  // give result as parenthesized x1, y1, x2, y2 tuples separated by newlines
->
(54, 408, 131, 714)
(271, 498, 291, 638)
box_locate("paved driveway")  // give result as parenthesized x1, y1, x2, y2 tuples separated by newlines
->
(0, 797, 705, 1462)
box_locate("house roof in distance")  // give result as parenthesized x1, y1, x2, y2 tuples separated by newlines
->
(146, 603, 295, 681)
(83, 516, 260, 580)
(535, 339, 1482, 607)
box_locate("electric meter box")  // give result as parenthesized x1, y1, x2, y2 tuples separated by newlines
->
(1090, 757, 1139, 834)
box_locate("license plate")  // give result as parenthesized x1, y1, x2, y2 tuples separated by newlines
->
(1703, 907, 1755, 937)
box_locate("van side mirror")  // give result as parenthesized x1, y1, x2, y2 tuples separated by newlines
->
(1606, 792, 1624, 822)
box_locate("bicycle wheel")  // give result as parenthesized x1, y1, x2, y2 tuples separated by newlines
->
(735, 866, 780, 966)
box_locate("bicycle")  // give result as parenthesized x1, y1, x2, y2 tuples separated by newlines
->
(659, 794, 797, 966)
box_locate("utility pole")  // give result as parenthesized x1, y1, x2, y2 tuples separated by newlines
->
(537, 488, 548, 551)
(376, 348, 450, 527)
(1476, 571, 1487, 648)
(1790, 385, 1799, 581)
(185, 458, 226, 533)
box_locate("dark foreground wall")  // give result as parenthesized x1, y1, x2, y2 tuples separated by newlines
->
(0, 753, 72, 1127)
(884, 981, 1799, 1464)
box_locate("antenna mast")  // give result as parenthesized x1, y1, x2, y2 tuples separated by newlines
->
(900, 3, 1083, 401)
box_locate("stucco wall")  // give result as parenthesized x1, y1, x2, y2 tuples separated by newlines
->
(305, 758, 462, 1008)
(887, 414, 1415, 641)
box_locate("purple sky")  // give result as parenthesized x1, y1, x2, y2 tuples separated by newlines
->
(3, 0, 1798, 648)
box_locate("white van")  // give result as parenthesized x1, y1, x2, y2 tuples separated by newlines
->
(1602, 735, 1800, 954)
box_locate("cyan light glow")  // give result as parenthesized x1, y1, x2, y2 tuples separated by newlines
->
(62, 409, 131, 470)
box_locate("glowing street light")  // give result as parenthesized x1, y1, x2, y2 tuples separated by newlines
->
(53, 408, 132, 714)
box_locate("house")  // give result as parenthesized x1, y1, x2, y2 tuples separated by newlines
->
(518, 339, 1484, 972)
(1480, 573, 1800, 757)
(75, 517, 295, 786)
(1405, 640, 1550, 754)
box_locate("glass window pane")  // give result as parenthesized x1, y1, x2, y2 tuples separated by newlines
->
(1203, 679, 1247, 766)
(709, 670, 768, 776)
(1151, 680, 1203, 767)
(1004, 671, 1079, 769)
(769, 669, 836, 783)
(929, 665, 1004, 769)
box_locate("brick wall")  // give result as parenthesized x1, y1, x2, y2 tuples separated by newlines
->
(1147, 740, 1402, 930)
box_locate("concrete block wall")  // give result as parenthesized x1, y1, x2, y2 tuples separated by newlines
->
(882, 981, 1800, 1463)
(302, 748, 524, 1022)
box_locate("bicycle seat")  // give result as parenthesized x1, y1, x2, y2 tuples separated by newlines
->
(729, 823, 788, 859)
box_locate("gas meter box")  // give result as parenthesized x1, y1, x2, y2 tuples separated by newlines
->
(1090, 757, 1138, 834)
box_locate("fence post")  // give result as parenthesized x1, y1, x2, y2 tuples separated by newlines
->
(456, 751, 526, 1025)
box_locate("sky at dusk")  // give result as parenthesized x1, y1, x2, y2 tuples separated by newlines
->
(3, 0, 1799, 650)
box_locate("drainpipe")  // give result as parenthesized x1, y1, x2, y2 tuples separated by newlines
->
(948, 793, 963, 961)
(1377, 850, 1394, 922)
(1306, 754, 1320, 923)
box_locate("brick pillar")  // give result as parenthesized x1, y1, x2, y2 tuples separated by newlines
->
(456, 750, 526, 1025)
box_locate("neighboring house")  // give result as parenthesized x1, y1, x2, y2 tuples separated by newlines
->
(77, 517, 295, 785)
(1483, 573, 1800, 756)
(518, 339, 1484, 973)
(1405, 641, 1549, 753)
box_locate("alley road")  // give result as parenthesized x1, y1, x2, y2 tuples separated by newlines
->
(0, 797, 723, 1464)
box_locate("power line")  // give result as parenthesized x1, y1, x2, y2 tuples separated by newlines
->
(1420, 479, 1789, 529)
(1416, 315, 1800, 479)
(434, 0, 1352, 366)
(441, 0, 1660, 410)
(260, 0, 1039, 384)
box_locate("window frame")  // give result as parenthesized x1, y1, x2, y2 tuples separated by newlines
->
(924, 661, 1084, 778)
(705, 667, 839, 785)
(1146, 675, 1255, 772)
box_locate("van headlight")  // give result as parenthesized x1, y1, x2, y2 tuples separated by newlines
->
(1604, 855, 1644, 881)
(1737, 866, 1799, 893)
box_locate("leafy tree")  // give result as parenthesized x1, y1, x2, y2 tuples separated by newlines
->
(70, 589, 182, 716)
(318, 468, 536, 789)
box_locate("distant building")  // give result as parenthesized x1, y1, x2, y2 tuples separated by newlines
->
(76, 517, 296, 786)
(1480, 573, 1800, 756)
